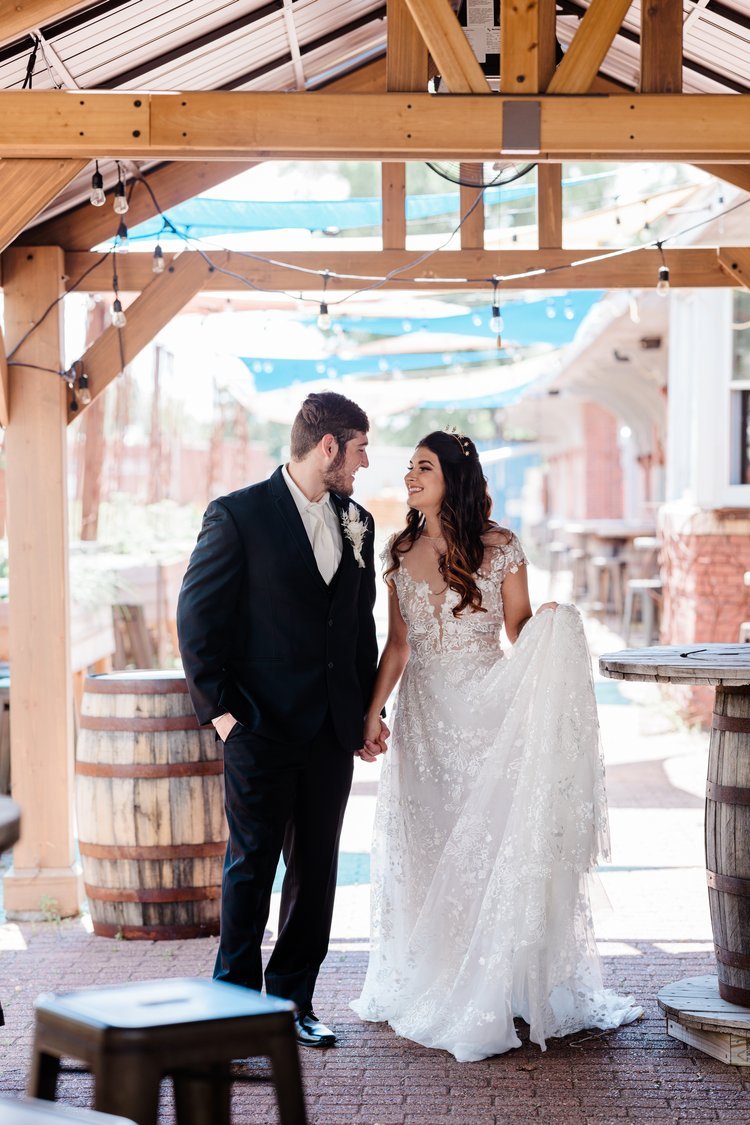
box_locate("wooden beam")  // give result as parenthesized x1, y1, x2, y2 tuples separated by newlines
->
(0, 0, 99, 48)
(382, 163, 407, 250)
(402, 0, 490, 93)
(500, 0, 557, 94)
(640, 0, 682, 93)
(695, 165, 750, 195)
(320, 56, 387, 93)
(547, 0, 633, 94)
(537, 164, 563, 248)
(459, 166, 484, 250)
(71, 250, 224, 420)
(2, 245, 81, 918)
(19, 159, 260, 250)
(387, 0, 429, 91)
(2, 92, 750, 161)
(718, 249, 750, 293)
(62, 246, 744, 293)
(0, 158, 86, 253)
(0, 329, 8, 428)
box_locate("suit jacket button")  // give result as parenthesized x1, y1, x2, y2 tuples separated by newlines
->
(328, 661, 334, 669)
(328, 619, 333, 627)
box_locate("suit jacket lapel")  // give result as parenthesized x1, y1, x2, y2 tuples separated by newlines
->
(328, 493, 352, 593)
(269, 466, 329, 592)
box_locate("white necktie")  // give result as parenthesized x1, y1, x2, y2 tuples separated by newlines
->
(306, 501, 336, 584)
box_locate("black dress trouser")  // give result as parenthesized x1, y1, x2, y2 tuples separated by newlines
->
(213, 714, 354, 1014)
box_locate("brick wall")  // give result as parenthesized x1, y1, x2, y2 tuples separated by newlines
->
(547, 402, 624, 520)
(659, 503, 750, 725)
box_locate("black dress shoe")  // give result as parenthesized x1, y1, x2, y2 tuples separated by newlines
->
(294, 1011, 336, 1047)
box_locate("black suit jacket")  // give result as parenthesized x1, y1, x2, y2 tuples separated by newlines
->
(176, 467, 379, 753)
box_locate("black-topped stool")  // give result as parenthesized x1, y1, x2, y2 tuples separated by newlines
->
(28, 977, 306, 1125)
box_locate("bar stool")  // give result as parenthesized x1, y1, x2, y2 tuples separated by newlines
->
(0, 1097, 136, 1123)
(588, 555, 626, 618)
(546, 541, 568, 597)
(28, 978, 306, 1125)
(623, 578, 663, 645)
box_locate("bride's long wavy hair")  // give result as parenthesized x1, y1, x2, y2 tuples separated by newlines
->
(386, 430, 494, 616)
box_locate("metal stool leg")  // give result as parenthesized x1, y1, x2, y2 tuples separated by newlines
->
(267, 1030, 308, 1125)
(93, 1057, 162, 1125)
(28, 1041, 61, 1101)
(173, 1064, 231, 1125)
(643, 592, 656, 646)
(622, 586, 635, 643)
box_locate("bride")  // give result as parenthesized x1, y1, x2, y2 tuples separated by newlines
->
(351, 430, 641, 1062)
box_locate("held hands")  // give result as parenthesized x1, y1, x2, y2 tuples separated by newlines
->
(359, 714, 390, 763)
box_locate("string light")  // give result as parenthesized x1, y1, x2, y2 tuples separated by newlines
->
(656, 242, 670, 297)
(76, 368, 92, 406)
(489, 276, 504, 341)
(111, 266, 127, 328)
(115, 219, 129, 253)
(113, 164, 129, 215)
(317, 271, 331, 330)
(90, 161, 105, 207)
(152, 243, 165, 274)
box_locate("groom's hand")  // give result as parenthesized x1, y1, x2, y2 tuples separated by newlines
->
(212, 712, 237, 741)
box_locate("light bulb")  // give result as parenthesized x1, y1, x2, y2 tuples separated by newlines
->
(152, 244, 165, 274)
(113, 179, 129, 214)
(545, 302, 556, 320)
(656, 265, 670, 297)
(116, 220, 129, 253)
(111, 298, 127, 328)
(76, 372, 92, 406)
(489, 306, 504, 334)
(90, 167, 105, 207)
(564, 303, 575, 321)
(317, 302, 331, 330)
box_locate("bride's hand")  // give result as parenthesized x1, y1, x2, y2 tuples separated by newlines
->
(535, 601, 559, 614)
(359, 714, 389, 762)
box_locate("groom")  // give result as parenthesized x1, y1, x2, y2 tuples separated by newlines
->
(177, 391, 386, 1047)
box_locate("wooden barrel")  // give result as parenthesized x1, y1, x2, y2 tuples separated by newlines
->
(76, 671, 226, 940)
(706, 686, 750, 1004)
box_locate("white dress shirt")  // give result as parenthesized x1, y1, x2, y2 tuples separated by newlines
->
(282, 464, 342, 584)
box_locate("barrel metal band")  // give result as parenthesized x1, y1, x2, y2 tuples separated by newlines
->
(707, 870, 750, 895)
(84, 677, 190, 695)
(706, 781, 750, 805)
(79, 841, 226, 860)
(92, 921, 220, 940)
(76, 760, 223, 778)
(717, 980, 750, 1008)
(712, 714, 750, 733)
(84, 883, 221, 903)
(715, 944, 750, 970)
(79, 715, 202, 731)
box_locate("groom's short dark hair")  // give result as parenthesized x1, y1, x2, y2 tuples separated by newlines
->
(290, 392, 369, 460)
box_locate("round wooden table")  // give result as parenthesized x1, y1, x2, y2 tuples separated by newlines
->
(600, 643, 750, 1063)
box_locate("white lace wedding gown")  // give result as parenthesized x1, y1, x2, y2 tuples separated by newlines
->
(351, 533, 640, 1062)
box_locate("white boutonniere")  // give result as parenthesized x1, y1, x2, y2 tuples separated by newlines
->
(340, 502, 369, 568)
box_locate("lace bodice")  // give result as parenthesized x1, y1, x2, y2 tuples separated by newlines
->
(385, 531, 527, 661)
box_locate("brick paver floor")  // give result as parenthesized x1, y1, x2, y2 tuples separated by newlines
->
(2, 588, 750, 1123)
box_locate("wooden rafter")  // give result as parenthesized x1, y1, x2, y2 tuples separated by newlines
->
(694, 165, 750, 195)
(317, 56, 387, 93)
(402, 0, 490, 93)
(1, 92, 749, 161)
(0, 157, 86, 253)
(640, 0, 683, 93)
(71, 249, 226, 420)
(547, 0, 632, 94)
(58, 247, 748, 293)
(0, 0, 99, 48)
(500, 0, 557, 94)
(387, 0, 429, 91)
(537, 166, 563, 249)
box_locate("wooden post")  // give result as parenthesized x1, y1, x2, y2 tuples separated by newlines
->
(2, 246, 81, 918)
(382, 163, 407, 250)
(79, 299, 107, 541)
(459, 165, 484, 250)
(641, 0, 683, 93)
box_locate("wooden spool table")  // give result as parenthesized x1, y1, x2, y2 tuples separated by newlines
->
(599, 643, 750, 1065)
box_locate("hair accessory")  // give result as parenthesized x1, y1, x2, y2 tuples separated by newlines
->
(445, 425, 471, 457)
